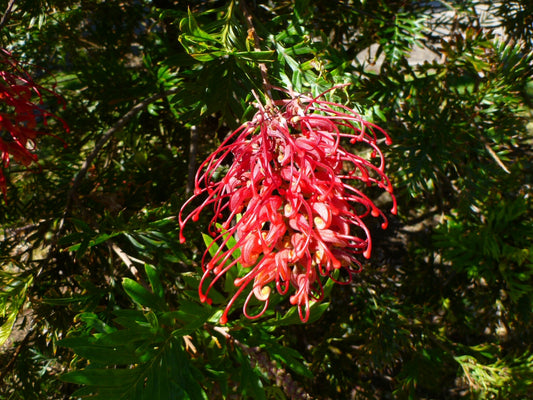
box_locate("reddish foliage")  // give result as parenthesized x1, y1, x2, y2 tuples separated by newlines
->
(0, 49, 68, 198)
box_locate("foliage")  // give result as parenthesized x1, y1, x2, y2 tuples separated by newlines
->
(0, 0, 532, 399)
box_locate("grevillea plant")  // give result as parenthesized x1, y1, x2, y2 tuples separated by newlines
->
(0, 48, 68, 198)
(180, 87, 397, 324)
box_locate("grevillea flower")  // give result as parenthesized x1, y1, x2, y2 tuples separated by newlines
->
(180, 87, 396, 324)
(0, 48, 68, 198)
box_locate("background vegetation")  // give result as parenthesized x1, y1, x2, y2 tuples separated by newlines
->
(1, 0, 532, 399)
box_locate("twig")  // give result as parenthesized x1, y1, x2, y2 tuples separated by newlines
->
(186, 125, 199, 195)
(0, 326, 34, 385)
(110, 242, 144, 277)
(0, 0, 16, 31)
(483, 140, 511, 174)
(3, 220, 45, 240)
(212, 326, 313, 399)
(238, 0, 272, 98)
(110, 241, 152, 290)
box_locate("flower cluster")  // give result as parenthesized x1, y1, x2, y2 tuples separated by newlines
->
(180, 88, 396, 324)
(0, 49, 68, 198)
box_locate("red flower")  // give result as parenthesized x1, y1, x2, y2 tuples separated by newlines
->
(180, 87, 396, 324)
(0, 49, 68, 199)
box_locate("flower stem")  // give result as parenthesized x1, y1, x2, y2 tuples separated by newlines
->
(238, 0, 273, 102)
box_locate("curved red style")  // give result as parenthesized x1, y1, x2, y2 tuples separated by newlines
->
(180, 88, 396, 324)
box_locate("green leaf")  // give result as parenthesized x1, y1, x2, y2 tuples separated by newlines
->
(61, 338, 208, 400)
(294, 0, 311, 22)
(144, 264, 164, 299)
(178, 8, 224, 63)
(124, 233, 146, 250)
(71, 218, 94, 233)
(100, 326, 156, 346)
(183, 48, 226, 62)
(235, 346, 267, 400)
(266, 344, 313, 378)
(75, 238, 90, 259)
(168, 301, 212, 336)
(122, 278, 166, 310)
(61, 343, 142, 365)
(0, 313, 17, 347)
(233, 50, 276, 62)
(41, 295, 96, 305)
(181, 8, 219, 43)
(272, 302, 330, 326)
(61, 367, 142, 387)
(276, 42, 300, 71)
(202, 233, 219, 258)
(66, 231, 121, 253)
(77, 313, 117, 334)
(0, 274, 32, 346)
